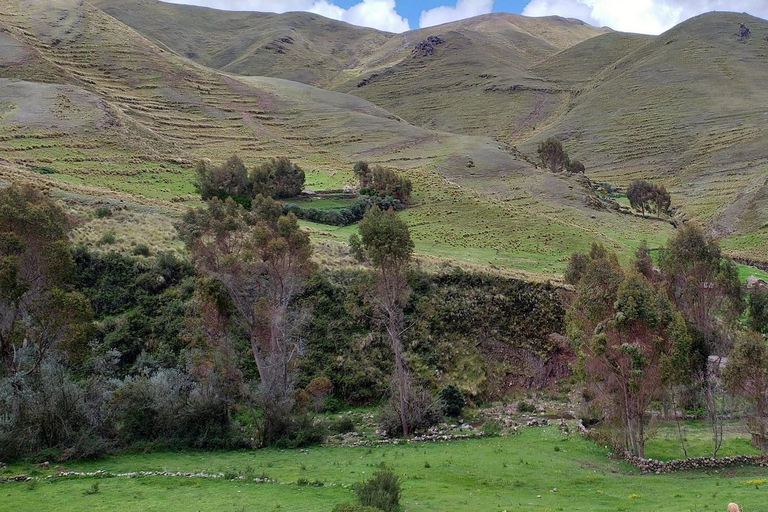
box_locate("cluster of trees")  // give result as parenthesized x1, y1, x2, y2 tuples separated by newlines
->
(354, 161, 413, 204)
(536, 137, 585, 174)
(195, 155, 305, 206)
(626, 180, 672, 218)
(567, 228, 768, 457)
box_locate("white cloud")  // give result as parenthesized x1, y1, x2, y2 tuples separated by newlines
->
(522, 0, 768, 35)
(419, 0, 494, 28)
(160, 0, 410, 32)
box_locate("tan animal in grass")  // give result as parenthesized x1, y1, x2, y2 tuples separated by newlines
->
(727, 503, 742, 512)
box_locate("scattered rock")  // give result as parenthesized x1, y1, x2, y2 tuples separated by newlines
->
(623, 452, 768, 474)
(357, 73, 379, 88)
(738, 23, 750, 40)
(412, 36, 445, 58)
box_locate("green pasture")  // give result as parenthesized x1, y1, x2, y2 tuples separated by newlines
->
(3, 427, 766, 512)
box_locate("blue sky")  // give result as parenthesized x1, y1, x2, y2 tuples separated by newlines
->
(333, 0, 529, 28)
(163, 1, 768, 35)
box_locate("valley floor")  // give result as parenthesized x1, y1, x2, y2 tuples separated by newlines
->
(2, 426, 765, 512)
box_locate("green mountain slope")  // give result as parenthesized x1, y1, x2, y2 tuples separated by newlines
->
(526, 12, 768, 261)
(1, 0, 674, 280)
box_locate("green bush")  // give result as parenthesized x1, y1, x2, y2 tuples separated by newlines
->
(438, 385, 465, 417)
(517, 400, 537, 413)
(330, 416, 355, 435)
(94, 206, 112, 218)
(132, 244, 151, 257)
(98, 231, 116, 245)
(481, 420, 502, 437)
(355, 468, 401, 512)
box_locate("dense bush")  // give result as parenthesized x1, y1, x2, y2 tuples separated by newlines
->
(354, 162, 412, 203)
(355, 468, 401, 512)
(283, 196, 402, 227)
(195, 155, 305, 204)
(438, 385, 465, 417)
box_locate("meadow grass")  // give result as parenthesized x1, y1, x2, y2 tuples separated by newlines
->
(3, 427, 766, 512)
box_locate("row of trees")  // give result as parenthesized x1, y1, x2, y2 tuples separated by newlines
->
(195, 155, 305, 206)
(626, 180, 672, 218)
(567, 227, 768, 457)
(536, 137, 585, 174)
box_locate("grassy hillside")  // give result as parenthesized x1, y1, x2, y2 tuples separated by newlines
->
(91, 0, 392, 89)
(1, 0, 674, 281)
(527, 12, 768, 262)
(2, 1, 764, 280)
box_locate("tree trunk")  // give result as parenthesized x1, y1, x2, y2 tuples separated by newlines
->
(388, 313, 409, 437)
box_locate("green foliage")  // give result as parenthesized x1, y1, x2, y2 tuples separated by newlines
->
(132, 243, 151, 257)
(94, 206, 113, 219)
(481, 420, 502, 437)
(378, 383, 442, 437)
(355, 162, 412, 203)
(357, 207, 413, 268)
(284, 196, 402, 227)
(724, 330, 768, 454)
(517, 400, 537, 413)
(747, 288, 768, 334)
(254, 156, 306, 199)
(568, 248, 693, 457)
(438, 385, 465, 417)
(194, 155, 305, 204)
(627, 180, 671, 218)
(355, 468, 401, 512)
(537, 137, 568, 173)
(98, 231, 116, 245)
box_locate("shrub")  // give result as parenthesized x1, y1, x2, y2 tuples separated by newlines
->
(481, 420, 502, 437)
(330, 416, 355, 435)
(132, 244, 151, 257)
(355, 468, 401, 512)
(379, 384, 442, 437)
(517, 400, 537, 413)
(438, 385, 465, 417)
(98, 231, 116, 245)
(94, 206, 113, 218)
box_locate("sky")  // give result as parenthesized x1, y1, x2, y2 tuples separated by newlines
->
(161, 0, 768, 34)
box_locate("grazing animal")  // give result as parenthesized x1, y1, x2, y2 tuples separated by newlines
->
(727, 503, 742, 512)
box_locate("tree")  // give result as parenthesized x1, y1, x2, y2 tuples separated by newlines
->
(652, 184, 671, 218)
(354, 161, 373, 189)
(179, 196, 314, 406)
(724, 331, 768, 455)
(255, 157, 305, 199)
(626, 180, 654, 217)
(354, 207, 414, 435)
(355, 162, 412, 204)
(195, 156, 305, 204)
(568, 253, 691, 458)
(0, 185, 92, 376)
(194, 155, 250, 203)
(537, 137, 568, 173)
(659, 224, 743, 456)
(627, 181, 672, 218)
(747, 288, 768, 334)
(633, 240, 654, 280)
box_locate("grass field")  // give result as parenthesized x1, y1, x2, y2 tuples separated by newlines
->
(2, 427, 766, 512)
